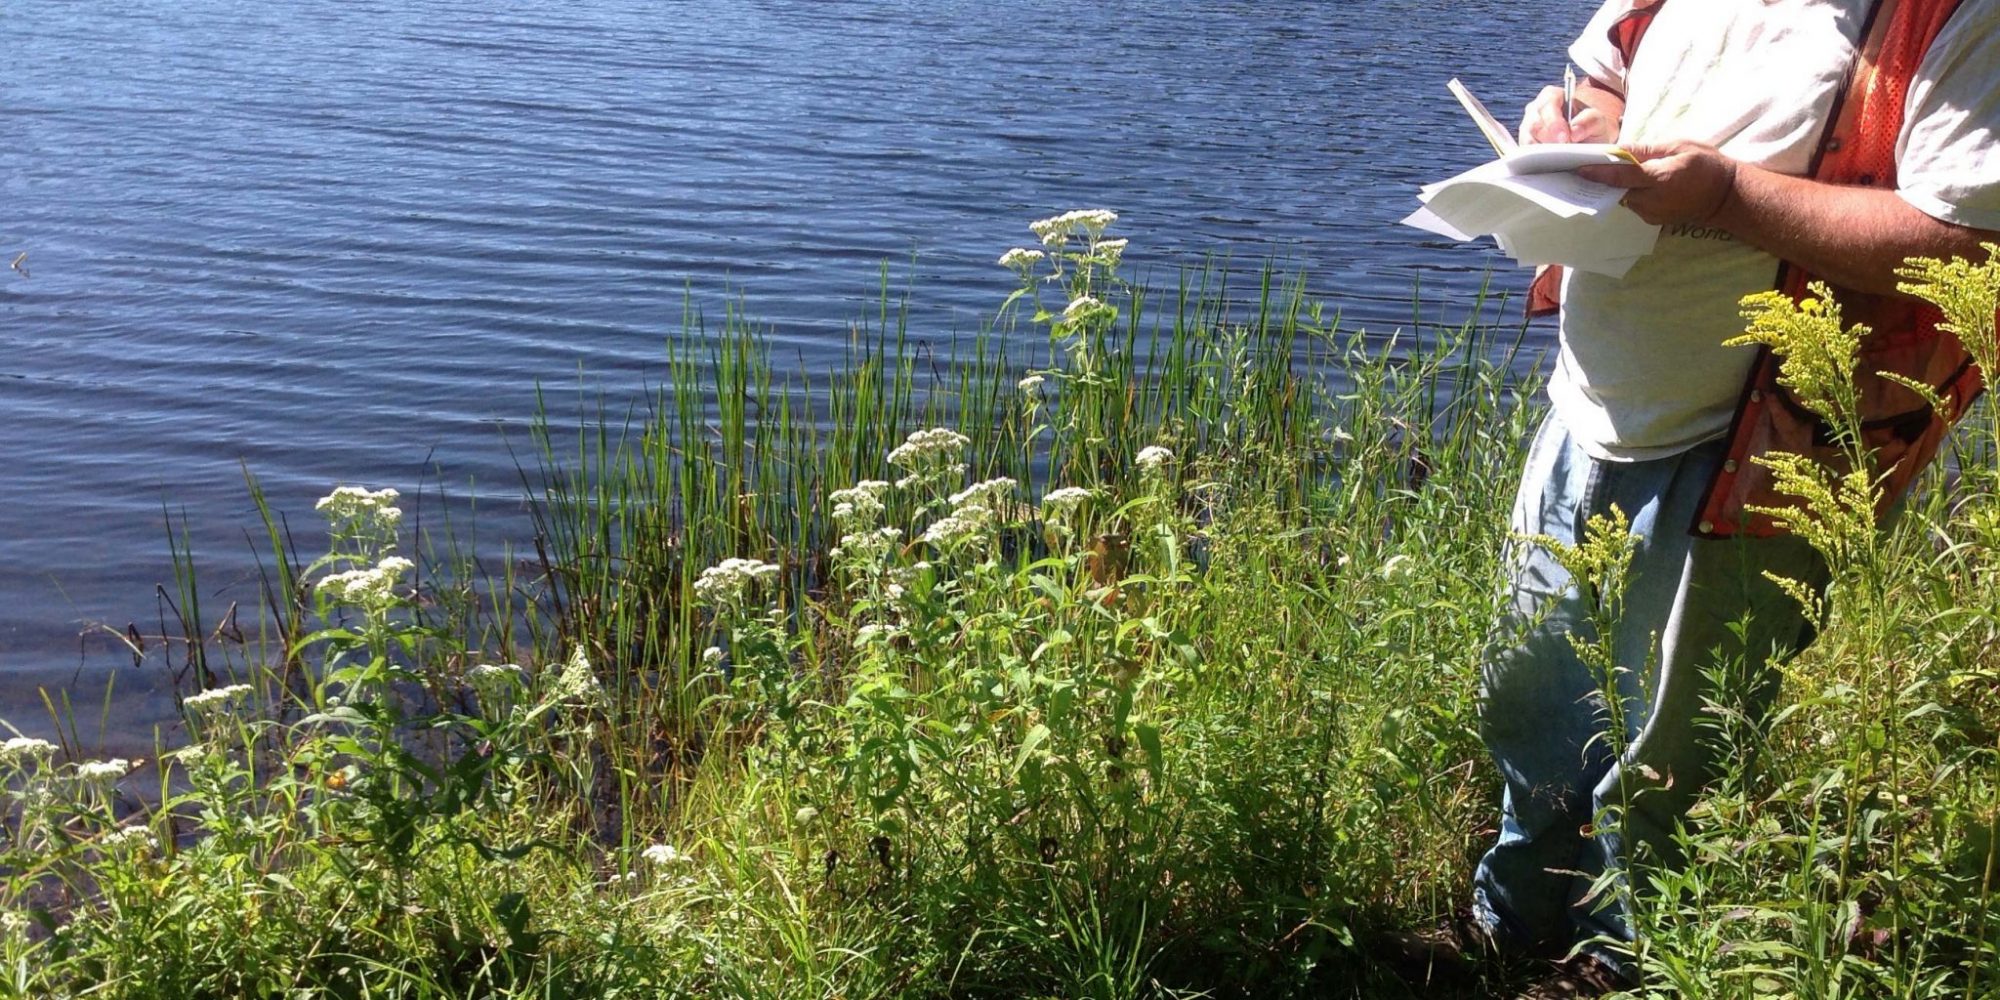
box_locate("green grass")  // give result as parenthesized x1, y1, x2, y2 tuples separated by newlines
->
(1, 220, 1996, 999)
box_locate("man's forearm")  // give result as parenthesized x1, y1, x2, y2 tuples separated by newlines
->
(1715, 165, 1996, 295)
(1584, 143, 1999, 296)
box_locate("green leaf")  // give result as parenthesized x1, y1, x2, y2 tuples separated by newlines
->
(1135, 722, 1163, 774)
(1011, 723, 1051, 779)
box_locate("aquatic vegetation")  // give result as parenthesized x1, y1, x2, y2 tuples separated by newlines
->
(0, 223, 1995, 999)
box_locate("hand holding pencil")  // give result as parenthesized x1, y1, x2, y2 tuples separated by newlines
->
(1519, 64, 1621, 146)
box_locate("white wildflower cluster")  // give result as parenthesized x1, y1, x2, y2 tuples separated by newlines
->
(547, 645, 603, 704)
(1379, 554, 1414, 581)
(913, 471, 1020, 552)
(829, 480, 891, 529)
(998, 247, 1046, 274)
(693, 557, 782, 610)
(1136, 446, 1175, 475)
(0, 736, 58, 769)
(1041, 486, 1096, 521)
(1094, 238, 1129, 266)
(887, 427, 971, 493)
(1018, 373, 1045, 394)
(887, 428, 970, 470)
(1029, 209, 1119, 250)
(830, 481, 905, 572)
(183, 684, 253, 726)
(886, 560, 930, 601)
(701, 646, 725, 666)
(833, 526, 903, 566)
(854, 622, 900, 648)
(0, 912, 26, 936)
(949, 477, 1017, 511)
(75, 758, 132, 783)
(466, 663, 525, 711)
(315, 486, 403, 527)
(921, 505, 994, 549)
(316, 555, 414, 609)
(642, 843, 690, 867)
(1062, 295, 1115, 326)
(919, 478, 1018, 551)
(99, 825, 157, 856)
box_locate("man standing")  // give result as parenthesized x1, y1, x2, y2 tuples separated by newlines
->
(1471, 0, 2000, 989)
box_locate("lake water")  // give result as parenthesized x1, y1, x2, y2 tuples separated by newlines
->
(0, 1, 1567, 741)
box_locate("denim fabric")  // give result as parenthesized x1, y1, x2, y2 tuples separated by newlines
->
(1472, 412, 1829, 970)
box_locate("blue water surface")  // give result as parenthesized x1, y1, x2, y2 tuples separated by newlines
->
(0, 0, 1572, 738)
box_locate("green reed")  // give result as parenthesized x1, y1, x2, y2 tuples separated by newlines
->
(11, 221, 1998, 999)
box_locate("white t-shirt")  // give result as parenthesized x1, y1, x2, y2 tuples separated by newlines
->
(1550, 0, 2000, 462)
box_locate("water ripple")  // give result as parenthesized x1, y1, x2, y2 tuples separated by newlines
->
(0, 0, 1561, 688)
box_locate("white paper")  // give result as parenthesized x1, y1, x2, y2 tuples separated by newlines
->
(1404, 146, 1658, 277)
(1499, 143, 1634, 175)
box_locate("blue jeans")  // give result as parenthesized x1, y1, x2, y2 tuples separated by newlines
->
(1473, 413, 1829, 968)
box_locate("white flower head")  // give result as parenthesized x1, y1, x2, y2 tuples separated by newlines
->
(316, 485, 400, 515)
(833, 526, 902, 570)
(1017, 373, 1045, 394)
(829, 480, 892, 529)
(1040, 486, 1096, 521)
(1094, 237, 1129, 263)
(1135, 446, 1175, 475)
(1068, 209, 1118, 238)
(1379, 554, 1414, 580)
(1062, 295, 1114, 326)
(949, 477, 1016, 511)
(0, 736, 59, 769)
(315, 486, 403, 529)
(642, 843, 691, 867)
(886, 428, 970, 470)
(998, 247, 1046, 273)
(887, 427, 972, 495)
(99, 825, 157, 855)
(75, 758, 132, 783)
(466, 663, 525, 711)
(1029, 215, 1072, 250)
(316, 555, 414, 609)
(548, 645, 603, 704)
(921, 504, 994, 549)
(693, 557, 783, 610)
(1030, 209, 1119, 250)
(183, 683, 254, 725)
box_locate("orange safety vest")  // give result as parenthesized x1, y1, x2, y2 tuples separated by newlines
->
(1528, 0, 1989, 539)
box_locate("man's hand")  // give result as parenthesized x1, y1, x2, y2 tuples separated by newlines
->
(1519, 84, 1620, 145)
(1579, 141, 1739, 226)
(1577, 141, 1995, 295)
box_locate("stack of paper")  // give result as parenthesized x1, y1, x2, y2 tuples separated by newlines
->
(1403, 143, 1660, 278)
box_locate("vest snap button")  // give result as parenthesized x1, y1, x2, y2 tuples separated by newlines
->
(1826, 136, 1844, 152)
(1699, 520, 1716, 533)
(1723, 459, 1738, 473)
(1749, 390, 1764, 403)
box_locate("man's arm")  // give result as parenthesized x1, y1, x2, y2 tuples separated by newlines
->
(1581, 143, 2000, 295)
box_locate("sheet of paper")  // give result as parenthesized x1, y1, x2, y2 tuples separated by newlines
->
(1447, 77, 1518, 156)
(1400, 205, 1476, 242)
(1404, 157, 1655, 276)
(1494, 207, 1659, 277)
(1500, 143, 1635, 175)
(1413, 78, 1661, 278)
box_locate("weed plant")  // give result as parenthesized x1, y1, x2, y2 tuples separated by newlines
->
(1, 219, 1996, 999)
